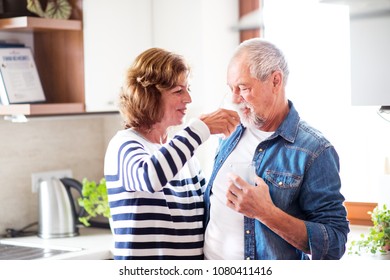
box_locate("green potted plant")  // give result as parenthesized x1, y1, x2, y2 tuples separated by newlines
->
(348, 204, 390, 256)
(77, 177, 111, 227)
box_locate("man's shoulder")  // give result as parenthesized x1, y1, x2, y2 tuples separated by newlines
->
(296, 120, 333, 150)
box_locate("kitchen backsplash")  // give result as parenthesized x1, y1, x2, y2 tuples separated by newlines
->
(0, 114, 122, 236)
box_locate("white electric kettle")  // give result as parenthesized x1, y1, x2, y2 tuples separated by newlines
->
(37, 177, 84, 239)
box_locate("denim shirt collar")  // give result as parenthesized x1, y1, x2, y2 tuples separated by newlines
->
(272, 100, 300, 144)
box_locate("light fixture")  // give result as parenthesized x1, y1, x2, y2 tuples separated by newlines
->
(377, 106, 390, 123)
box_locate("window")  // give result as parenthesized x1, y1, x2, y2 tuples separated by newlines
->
(263, 0, 390, 204)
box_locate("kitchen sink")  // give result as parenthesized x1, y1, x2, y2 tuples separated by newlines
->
(0, 243, 82, 260)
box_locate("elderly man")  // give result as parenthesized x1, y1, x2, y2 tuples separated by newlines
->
(203, 38, 349, 260)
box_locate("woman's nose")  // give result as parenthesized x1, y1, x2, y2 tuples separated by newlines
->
(183, 90, 192, 104)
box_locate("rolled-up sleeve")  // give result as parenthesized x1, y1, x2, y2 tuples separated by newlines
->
(305, 220, 348, 259)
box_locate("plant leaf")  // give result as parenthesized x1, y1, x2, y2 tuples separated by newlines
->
(45, 0, 72, 19)
(348, 204, 390, 255)
(78, 177, 111, 226)
(27, 0, 46, 17)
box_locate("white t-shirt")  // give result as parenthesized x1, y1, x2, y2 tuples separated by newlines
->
(204, 127, 273, 260)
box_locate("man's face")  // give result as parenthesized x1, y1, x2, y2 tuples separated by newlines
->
(227, 55, 275, 130)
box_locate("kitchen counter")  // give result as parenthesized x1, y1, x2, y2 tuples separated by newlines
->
(347, 224, 370, 241)
(0, 224, 386, 260)
(0, 226, 113, 260)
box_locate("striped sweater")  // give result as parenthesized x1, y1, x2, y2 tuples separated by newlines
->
(104, 119, 210, 260)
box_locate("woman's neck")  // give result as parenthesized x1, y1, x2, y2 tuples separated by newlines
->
(134, 126, 168, 144)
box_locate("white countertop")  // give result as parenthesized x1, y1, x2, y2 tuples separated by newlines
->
(344, 225, 390, 260)
(0, 226, 114, 260)
(0, 224, 386, 260)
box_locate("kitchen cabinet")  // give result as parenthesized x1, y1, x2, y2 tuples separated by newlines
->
(83, 0, 239, 113)
(82, 0, 153, 112)
(0, 9, 85, 116)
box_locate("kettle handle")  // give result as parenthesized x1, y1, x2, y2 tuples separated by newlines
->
(60, 177, 86, 224)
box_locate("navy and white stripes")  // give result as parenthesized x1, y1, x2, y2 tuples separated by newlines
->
(104, 119, 210, 260)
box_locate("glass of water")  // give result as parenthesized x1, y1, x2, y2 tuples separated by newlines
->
(228, 161, 257, 186)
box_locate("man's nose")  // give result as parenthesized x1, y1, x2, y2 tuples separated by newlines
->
(232, 91, 243, 103)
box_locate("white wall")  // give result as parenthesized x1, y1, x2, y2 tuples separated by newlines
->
(350, 14, 390, 106)
(83, 0, 239, 114)
(83, 0, 240, 177)
(83, 0, 153, 112)
(0, 114, 122, 235)
(263, 0, 390, 204)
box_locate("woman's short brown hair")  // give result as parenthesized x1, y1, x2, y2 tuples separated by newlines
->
(119, 48, 190, 129)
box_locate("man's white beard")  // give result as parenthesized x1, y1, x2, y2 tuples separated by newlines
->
(235, 102, 263, 129)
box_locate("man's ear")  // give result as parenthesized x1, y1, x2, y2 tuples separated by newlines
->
(272, 71, 283, 92)
(272, 71, 283, 88)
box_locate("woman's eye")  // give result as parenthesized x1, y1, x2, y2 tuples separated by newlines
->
(172, 89, 183, 95)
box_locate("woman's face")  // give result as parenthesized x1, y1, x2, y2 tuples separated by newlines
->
(160, 73, 192, 128)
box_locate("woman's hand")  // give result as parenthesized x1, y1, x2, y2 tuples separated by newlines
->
(200, 109, 240, 137)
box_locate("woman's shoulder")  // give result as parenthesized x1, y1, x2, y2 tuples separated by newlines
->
(106, 129, 146, 151)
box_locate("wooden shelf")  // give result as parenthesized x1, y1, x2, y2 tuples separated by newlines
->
(344, 201, 377, 226)
(0, 16, 82, 32)
(0, 14, 85, 116)
(0, 2, 85, 117)
(0, 103, 84, 116)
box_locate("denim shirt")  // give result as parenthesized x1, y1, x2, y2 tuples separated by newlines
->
(203, 101, 350, 260)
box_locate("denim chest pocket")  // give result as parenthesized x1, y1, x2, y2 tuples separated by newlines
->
(264, 170, 302, 210)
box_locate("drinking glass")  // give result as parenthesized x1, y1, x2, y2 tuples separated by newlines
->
(228, 161, 256, 186)
(215, 91, 237, 139)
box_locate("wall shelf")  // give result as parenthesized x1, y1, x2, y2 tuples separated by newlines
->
(0, 15, 85, 116)
(0, 103, 84, 116)
(0, 16, 82, 32)
(344, 201, 377, 226)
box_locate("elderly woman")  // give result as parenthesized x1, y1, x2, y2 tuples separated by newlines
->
(104, 47, 239, 260)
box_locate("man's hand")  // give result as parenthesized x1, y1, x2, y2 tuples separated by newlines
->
(226, 173, 274, 219)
